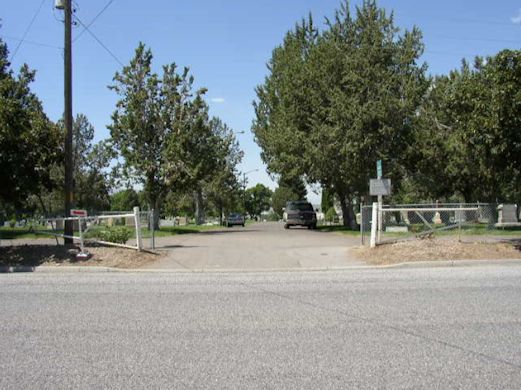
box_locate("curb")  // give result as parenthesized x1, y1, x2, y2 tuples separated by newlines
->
(1, 259, 520, 274)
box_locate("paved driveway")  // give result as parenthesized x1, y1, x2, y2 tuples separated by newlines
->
(146, 222, 364, 270)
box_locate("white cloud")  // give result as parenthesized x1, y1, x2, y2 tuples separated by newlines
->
(211, 97, 225, 103)
(511, 9, 521, 24)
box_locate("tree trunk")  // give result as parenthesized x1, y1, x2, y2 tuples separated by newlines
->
(194, 190, 205, 225)
(218, 203, 223, 225)
(339, 195, 358, 230)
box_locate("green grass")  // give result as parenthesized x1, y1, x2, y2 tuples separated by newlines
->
(0, 226, 61, 240)
(152, 224, 225, 236)
(0, 223, 229, 241)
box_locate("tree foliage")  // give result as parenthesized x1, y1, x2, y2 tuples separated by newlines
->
(0, 37, 62, 208)
(245, 184, 273, 218)
(253, 1, 428, 227)
(109, 43, 243, 225)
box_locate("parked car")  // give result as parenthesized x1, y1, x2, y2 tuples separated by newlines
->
(226, 213, 245, 227)
(283, 201, 317, 229)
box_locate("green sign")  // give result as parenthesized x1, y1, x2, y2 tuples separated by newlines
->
(376, 160, 382, 179)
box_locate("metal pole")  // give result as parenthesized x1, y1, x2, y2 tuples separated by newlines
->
(133, 207, 143, 251)
(63, 0, 74, 244)
(458, 204, 462, 242)
(370, 202, 378, 248)
(360, 206, 364, 245)
(151, 209, 155, 250)
(377, 195, 383, 243)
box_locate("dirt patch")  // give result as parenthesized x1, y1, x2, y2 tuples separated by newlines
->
(352, 238, 521, 265)
(0, 244, 165, 269)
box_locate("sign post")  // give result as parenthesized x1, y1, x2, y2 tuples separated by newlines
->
(369, 160, 391, 246)
(376, 161, 383, 243)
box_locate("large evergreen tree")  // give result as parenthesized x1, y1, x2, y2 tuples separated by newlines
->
(0, 37, 62, 209)
(253, 1, 428, 227)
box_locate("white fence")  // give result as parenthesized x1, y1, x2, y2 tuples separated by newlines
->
(2, 207, 150, 255)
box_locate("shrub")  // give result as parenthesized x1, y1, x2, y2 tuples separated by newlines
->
(325, 207, 338, 223)
(96, 226, 132, 244)
(265, 212, 280, 222)
(9, 218, 16, 229)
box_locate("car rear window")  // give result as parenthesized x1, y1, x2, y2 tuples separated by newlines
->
(288, 203, 313, 211)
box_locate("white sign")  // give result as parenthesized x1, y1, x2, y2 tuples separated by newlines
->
(370, 179, 391, 196)
(71, 209, 88, 217)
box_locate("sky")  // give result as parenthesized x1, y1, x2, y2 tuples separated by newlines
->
(2, 0, 521, 204)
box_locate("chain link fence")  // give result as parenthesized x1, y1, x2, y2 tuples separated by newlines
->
(360, 203, 519, 245)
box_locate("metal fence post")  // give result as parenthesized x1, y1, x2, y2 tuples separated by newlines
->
(360, 207, 364, 245)
(370, 202, 378, 248)
(78, 217, 85, 254)
(150, 209, 155, 250)
(133, 207, 143, 251)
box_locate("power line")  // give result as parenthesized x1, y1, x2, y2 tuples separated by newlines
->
(10, 0, 48, 61)
(73, 15, 124, 67)
(73, 0, 115, 43)
(1, 34, 62, 50)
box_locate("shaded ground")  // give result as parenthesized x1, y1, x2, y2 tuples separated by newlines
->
(352, 237, 521, 265)
(0, 244, 163, 268)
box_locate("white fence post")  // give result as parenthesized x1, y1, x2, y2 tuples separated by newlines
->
(370, 202, 378, 248)
(134, 207, 143, 251)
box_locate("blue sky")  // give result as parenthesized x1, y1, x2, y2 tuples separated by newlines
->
(2, 0, 521, 203)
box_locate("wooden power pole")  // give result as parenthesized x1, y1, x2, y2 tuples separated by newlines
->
(63, 0, 73, 244)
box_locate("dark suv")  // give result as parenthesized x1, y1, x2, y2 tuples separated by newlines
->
(283, 201, 317, 229)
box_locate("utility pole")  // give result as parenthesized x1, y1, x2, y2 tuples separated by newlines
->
(63, 0, 74, 244)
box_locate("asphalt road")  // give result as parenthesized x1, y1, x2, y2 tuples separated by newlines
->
(147, 222, 364, 270)
(1, 265, 521, 389)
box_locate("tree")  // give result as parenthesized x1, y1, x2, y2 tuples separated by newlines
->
(245, 184, 273, 218)
(110, 189, 140, 211)
(272, 186, 300, 216)
(55, 114, 112, 212)
(412, 50, 521, 203)
(109, 43, 203, 228)
(204, 118, 243, 224)
(0, 37, 62, 209)
(253, 1, 428, 227)
(321, 187, 334, 212)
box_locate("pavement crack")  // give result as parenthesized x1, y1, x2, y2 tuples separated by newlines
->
(244, 283, 521, 371)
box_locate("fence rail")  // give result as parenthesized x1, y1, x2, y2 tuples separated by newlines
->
(0, 207, 159, 254)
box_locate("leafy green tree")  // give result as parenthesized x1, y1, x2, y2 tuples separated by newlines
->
(0, 37, 62, 209)
(203, 118, 243, 224)
(272, 186, 300, 216)
(245, 184, 273, 218)
(61, 114, 111, 211)
(321, 187, 334, 213)
(110, 189, 140, 211)
(253, 1, 428, 227)
(109, 43, 204, 228)
(412, 50, 521, 203)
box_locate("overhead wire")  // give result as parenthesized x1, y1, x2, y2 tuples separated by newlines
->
(73, 0, 115, 43)
(73, 15, 124, 67)
(10, 0, 48, 61)
(1, 34, 63, 50)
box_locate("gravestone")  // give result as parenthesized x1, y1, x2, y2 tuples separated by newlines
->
(497, 204, 518, 224)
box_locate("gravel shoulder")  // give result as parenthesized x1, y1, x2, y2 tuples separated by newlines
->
(352, 237, 521, 265)
(0, 244, 164, 269)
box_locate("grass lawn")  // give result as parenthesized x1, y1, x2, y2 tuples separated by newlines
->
(0, 226, 59, 240)
(0, 223, 227, 241)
